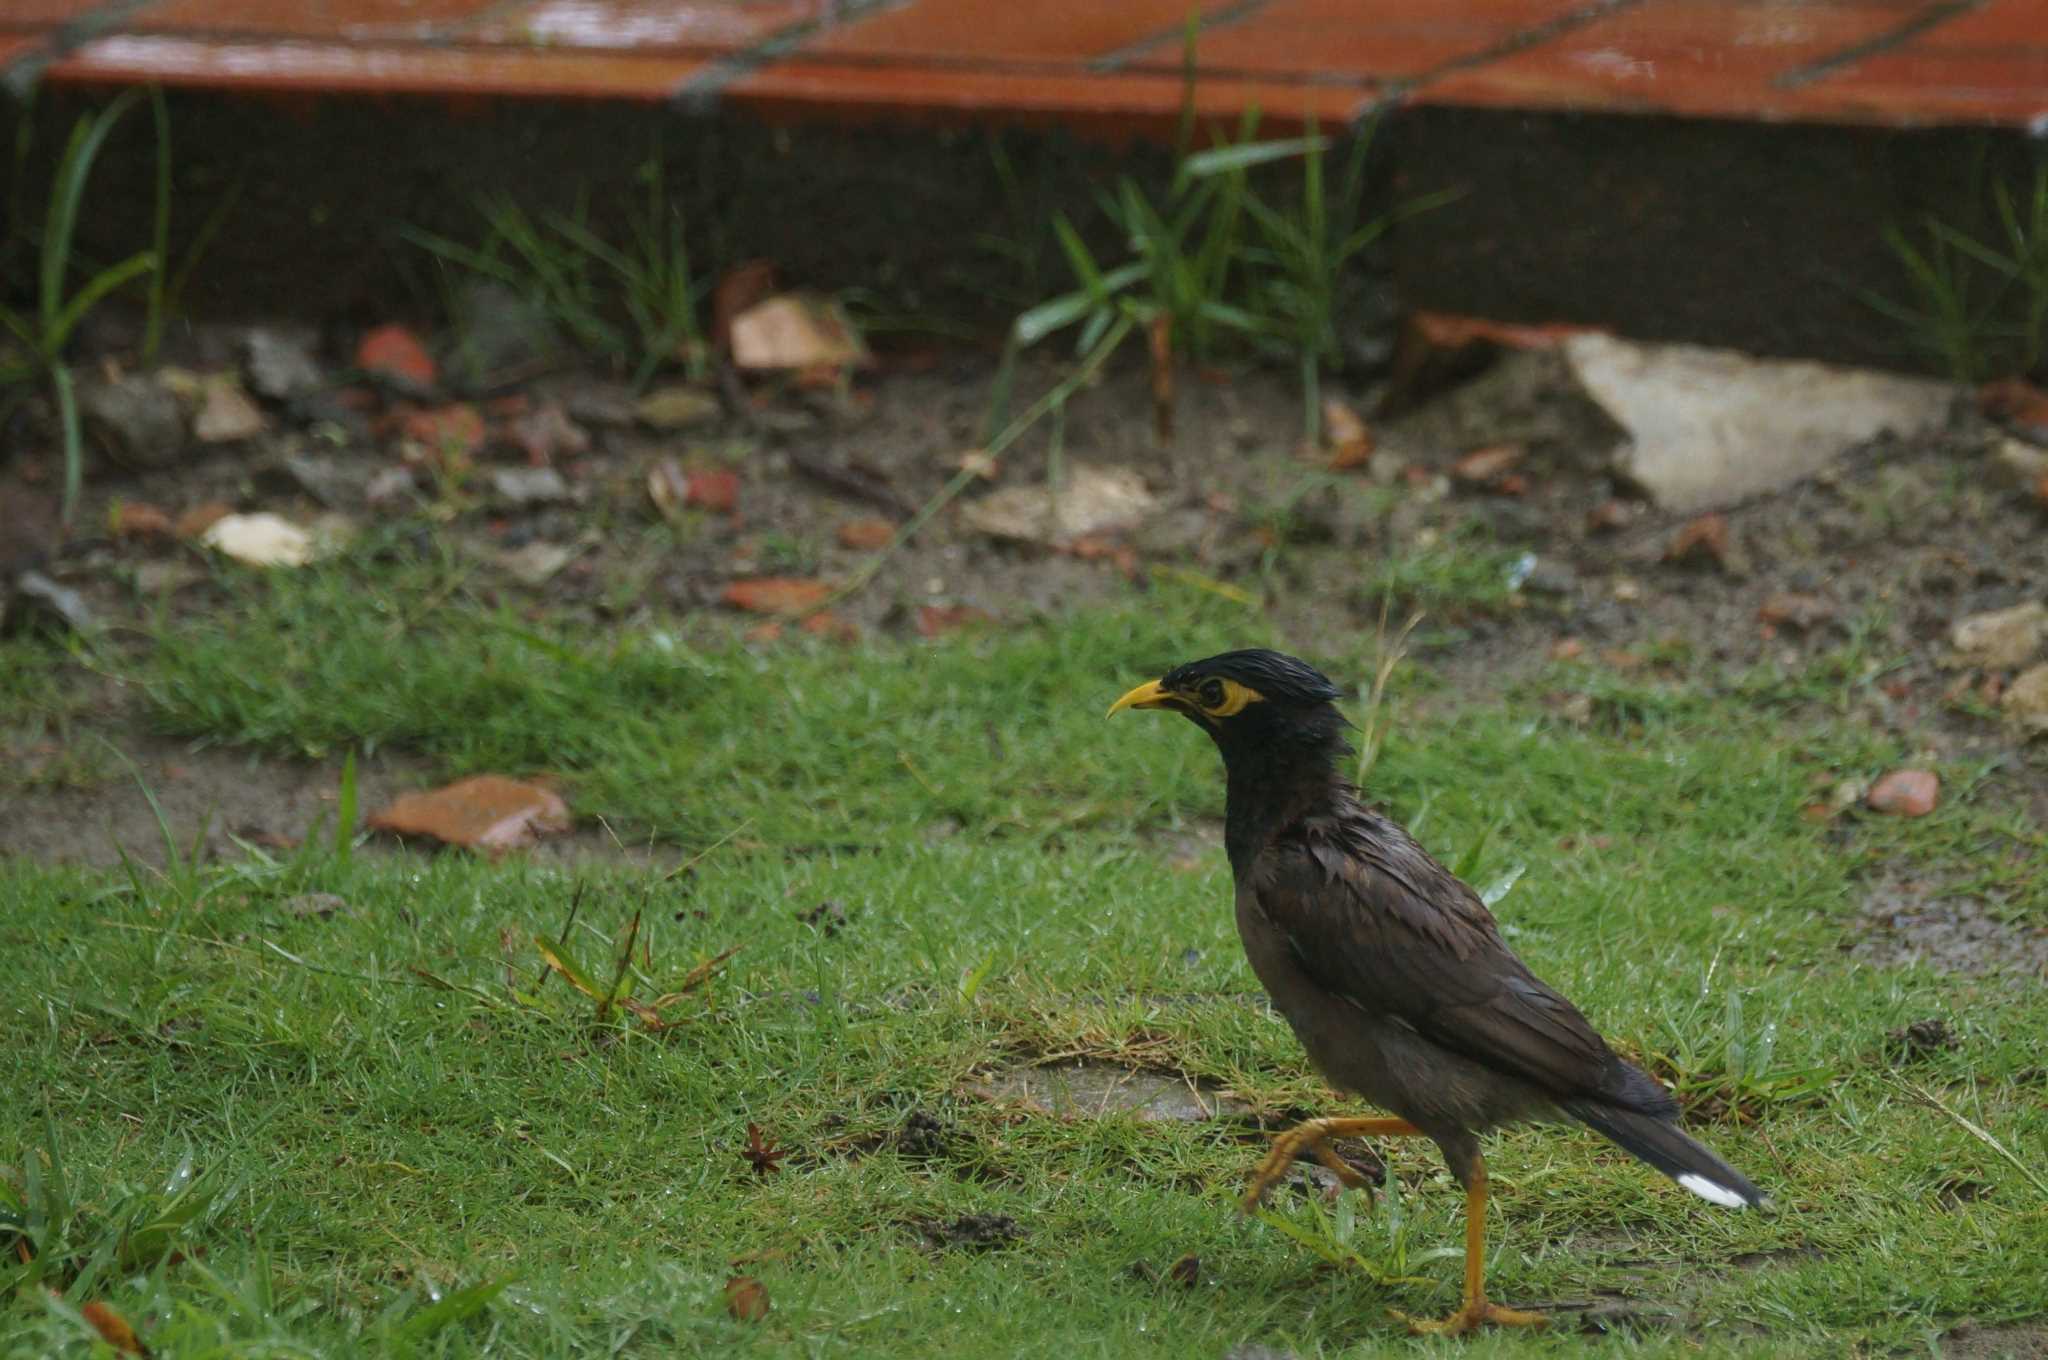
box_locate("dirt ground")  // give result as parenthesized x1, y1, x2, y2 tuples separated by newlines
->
(3, 332, 2046, 883)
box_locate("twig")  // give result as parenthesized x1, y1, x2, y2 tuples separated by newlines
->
(820, 311, 1137, 611)
(1893, 1077, 2048, 1199)
(661, 820, 752, 882)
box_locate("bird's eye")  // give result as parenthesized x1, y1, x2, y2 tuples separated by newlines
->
(1198, 679, 1226, 709)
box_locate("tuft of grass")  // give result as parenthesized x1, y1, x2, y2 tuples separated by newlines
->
(1864, 160, 2048, 381)
(1, 89, 159, 525)
(404, 138, 708, 392)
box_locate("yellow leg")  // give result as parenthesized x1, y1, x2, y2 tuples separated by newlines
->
(1395, 1160, 1547, 1336)
(1241, 1115, 1419, 1212)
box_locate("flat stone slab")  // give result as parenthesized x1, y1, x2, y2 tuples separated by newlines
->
(976, 1061, 1251, 1123)
(1566, 334, 1954, 512)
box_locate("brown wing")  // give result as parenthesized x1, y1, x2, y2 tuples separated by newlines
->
(1252, 805, 1651, 1107)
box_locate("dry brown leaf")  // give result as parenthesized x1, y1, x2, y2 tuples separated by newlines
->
(723, 578, 834, 615)
(724, 1275, 771, 1322)
(367, 775, 571, 851)
(836, 517, 896, 550)
(80, 1301, 145, 1356)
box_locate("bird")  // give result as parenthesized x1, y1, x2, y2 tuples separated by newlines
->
(1108, 648, 1764, 1335)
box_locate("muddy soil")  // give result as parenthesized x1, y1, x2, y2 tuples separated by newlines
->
(4, 337, 2045, 919)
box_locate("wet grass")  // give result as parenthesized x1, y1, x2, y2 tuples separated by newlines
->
(2, 557, 2046, 1357)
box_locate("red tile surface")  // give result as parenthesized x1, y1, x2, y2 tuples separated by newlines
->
(470, 0, 830, 51)
(0, 0, 113, 24)
(49, 33, 708, 99)
(15, 0, 2046, 131)
(135, 0, 502, 40)
(805, 0, 1236, 65)
(727, 58, 1369, 133)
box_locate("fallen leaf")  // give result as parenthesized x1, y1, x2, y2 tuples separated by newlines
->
(399, 403, 486, 459)
(953, 449, 1001, 481)
(723, 578, 833, 615)
(1867, 769, 1939, 817)
(1664, 512, 1731, 568)
(490, 466, 571, 506)
(1757, 592, 1834, 630)
(742, 1123, 786, 1176)
(1585, 498, 1638, 534)
(2002, 663, 2048, 735)
(1323, 397, 1373, 469)
(684, 469, 739, 515)
(368, 775, 571, 851)
(173, 501, 234, 539)
(1978, 376, 2048, 442)
(961, 464, 1157, 544)
(836, 517, 896, 550)
(634, 385, 721, 430)
(1451, 442, 1524, 487)
(1167, 1254, 1201, 1288)
(200, 512, 315, 567)
(724, 1275, 771, 1322)
(730, 293, 868, 372)
(79, 1301, 144, 1356)
(110, 501, 173, 540)
(508, 401, 590, 465)
(356, 323, 436, 388)
(799, 610, 858, 641)
(193, 377, 266, 443)
(916, 604, 994, 638)
(712, 260, 779, 350)
(1948, 602, 2047, 671)
(498, 540, 580, 586)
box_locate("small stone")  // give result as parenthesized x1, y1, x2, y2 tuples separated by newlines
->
(499, 540, 579, 586)
(489, 466, 571, 506)
(634, 385, 721, 430)
(193, 377, 267, 443)
(1758, 592, 1835, 630)
(8, 571, 94, 633)
(243, 327, 325, 400)
(1990, 436, 2048, 493)
(1519, 558, 1578, 597)
(201, 512, 317, 567)
(1948, 602, 2048, 670)
(80, 373, 186, 470)
(1867, 769, 1939, 818)
(2002, 663, 2048, 735)
(364, 465, 419, 510)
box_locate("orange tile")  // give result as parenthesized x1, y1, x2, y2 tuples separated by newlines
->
(728, 57, 1368, 134)
(806, 0, 1243, 65)
(1792, 49, 2048, 127)
(136, 0, 501, 40)
(47, 33, 708, 99)
(471, 0, 829, 51)
(0, 0, 112, 25)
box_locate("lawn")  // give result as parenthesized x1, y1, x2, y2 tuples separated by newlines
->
(3, 550, 2045, 1358)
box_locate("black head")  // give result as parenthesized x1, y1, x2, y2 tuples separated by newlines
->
(1108, 648, 1350, 762)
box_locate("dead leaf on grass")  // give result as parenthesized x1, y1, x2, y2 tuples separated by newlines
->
(1451, 442, 1524, 488)
(724, 1275, 771, 1322)
(110, 501, 173, 540)
(1322, 397, 1373, 469)
(193, 377, 266, 444)
(836, 516, 896, 550)
(79, 1301, 145, 1356)
(634, 385, 721, 430)
(355, 324, 436, 388)
(742, 1123, 786, 1177)
(723, 578, 833, 615)
(916, 604, 994, 638)
(368, 775, 570, 851)
(961, 464, 1157, 544)
(399, 403, 486, 461)
(712, 260, 778, 350)
(730, 293, 867, 373)
(507, 401, 590, 465)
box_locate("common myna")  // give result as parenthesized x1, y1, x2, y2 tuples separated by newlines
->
(1110, 649, 1763, 1334)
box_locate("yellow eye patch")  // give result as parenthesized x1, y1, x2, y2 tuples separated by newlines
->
(1196, 678, 1264, 717)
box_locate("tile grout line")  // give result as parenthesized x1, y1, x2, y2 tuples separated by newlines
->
(2, 0, 161, 98)
(1086, 0, 1272, 74)
(667, 0, 913, 112)
(1771, 0, 1986, 89)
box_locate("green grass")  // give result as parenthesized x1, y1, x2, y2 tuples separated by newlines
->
(3, 558, 2045, 1357)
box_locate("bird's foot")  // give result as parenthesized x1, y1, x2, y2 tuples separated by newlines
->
(1241, 1117, 1411, 1212)
(1393, 1298, 1548, 1337)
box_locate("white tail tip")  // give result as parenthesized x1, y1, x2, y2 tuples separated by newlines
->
(1677, 1172, 1751, 1209)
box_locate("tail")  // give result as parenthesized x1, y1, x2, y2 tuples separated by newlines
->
(1563, 1100, 1767, 1209)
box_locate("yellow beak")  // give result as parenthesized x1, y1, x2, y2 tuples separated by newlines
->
(1106, 678, 1177, 718)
